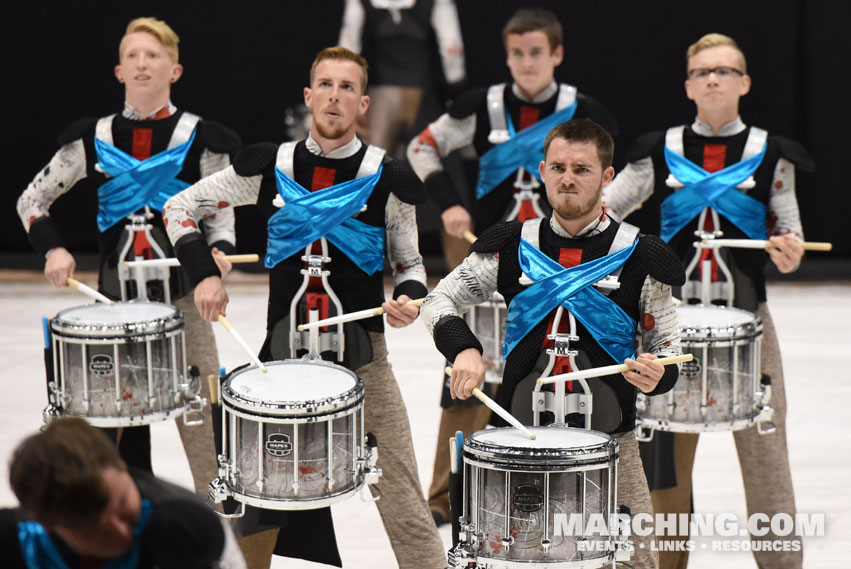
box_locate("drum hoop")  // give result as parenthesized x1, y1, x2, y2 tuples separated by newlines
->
(226, 485, 362, 511)
(636, 408, 773, 434)
(51, 302, 183, 339)
(51, 327, 184, 345)
(464, 435, 618, 465)
(463, 454, 617, 473)
(52, 405, 186, 427)
(222, 399, 363, 423)
(467, 553, 615, 569)
(222, 359, 363, 416)
(676, 306, 762, 341)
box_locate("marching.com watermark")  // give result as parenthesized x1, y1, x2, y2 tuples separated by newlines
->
(550, 512, 828, 552)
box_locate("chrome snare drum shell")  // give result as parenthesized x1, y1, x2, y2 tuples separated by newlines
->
(51, 301, 183, 342)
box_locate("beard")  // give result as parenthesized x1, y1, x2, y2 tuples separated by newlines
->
(313, 113, 351, 141)
(551, 183, 603, 221)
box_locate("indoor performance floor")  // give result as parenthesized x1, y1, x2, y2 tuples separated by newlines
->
(0, 274, 848, 568)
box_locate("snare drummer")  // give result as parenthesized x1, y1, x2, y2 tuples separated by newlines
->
(15, 18, 240, 498)
(1, 418, 245, 569)
(406, 7, 619, 526)
(601, 34, 811, 569)
(163, 47, 447, 569)
(422, 119, 686, 569)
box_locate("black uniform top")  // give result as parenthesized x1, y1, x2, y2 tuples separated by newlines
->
(432, 218, 685, 434)
(27, 111, 241, 301)
(425, 84, 619, 231)
(625, 126, 813, 308)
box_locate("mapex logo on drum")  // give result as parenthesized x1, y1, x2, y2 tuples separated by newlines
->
(89, 354, 115, 377)
(513, 485, 544, 513)
(682, 355, 701, 378)
(266, 433, 293, 457)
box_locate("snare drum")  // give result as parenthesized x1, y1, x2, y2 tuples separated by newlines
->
(636, 305, 773, 435)
(451, 426, 628, 568)
(209, 359, 380, 512)
(48, 301, 194, 427)
(465, 292, 507, 384)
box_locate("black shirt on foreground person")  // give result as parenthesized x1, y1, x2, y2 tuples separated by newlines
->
(0, 417, 244, 569)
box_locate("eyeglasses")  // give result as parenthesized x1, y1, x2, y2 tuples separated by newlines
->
(687, 66, 745, 80)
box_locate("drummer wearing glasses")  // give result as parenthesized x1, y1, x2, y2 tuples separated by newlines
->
(602, 33, 811, 569)
(421, 118, 686, 569)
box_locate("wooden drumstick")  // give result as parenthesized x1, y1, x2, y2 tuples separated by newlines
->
(123, 253, 260, 268)
(444, 366, 535, 440)
(217, 315, 268, 373)
(536, 354, 693, 386)
(66, 277, 115, 305)
(462, 231, 477, 244)
(208, 374, 219, 406)
(297, 298, 425, 331)
(699, 238, 832, 252)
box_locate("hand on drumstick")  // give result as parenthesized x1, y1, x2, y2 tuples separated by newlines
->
(195, 275, 229, 321)
(211, 247, 234, 279)
(441, 205, 473, 240)
(382, 294, 419, 328)
(767, 234, 804, 274)
(44, 247, 76, 287)
(449, 348, 486, 400)
(622, 353, 664, 393)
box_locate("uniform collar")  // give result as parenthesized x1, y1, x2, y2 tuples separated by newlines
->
(122, 100, 177, 121)
(512, 80, 558, 104)
(549, 211, 610, 239)
(305, 133, 363, 159)
(691, 115, 747, 137)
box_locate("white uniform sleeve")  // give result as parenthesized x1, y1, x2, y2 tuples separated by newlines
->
(430, 0, 466, 84)
(385, 194, 427, 289)
(637, 276, 682, 360)
(338, 0, 365, 52)
(420, 252, 498, 335)
(766, 158, 804, 240)
(601, 157, 655, 221)
(163, 166, 261, 246)
(198, 149, 237, 246)
(406, 112, 476, 182)
(17, 140, 87, 231)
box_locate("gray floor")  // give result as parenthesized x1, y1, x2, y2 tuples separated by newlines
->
(0, 276, 848, 568)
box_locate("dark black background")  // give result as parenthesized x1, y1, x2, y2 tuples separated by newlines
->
(3, 1, 847, 273)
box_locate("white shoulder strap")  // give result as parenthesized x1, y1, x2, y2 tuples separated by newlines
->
(95, 115, 116, 145)
(665, 125, 686, 156)
(167, 112, 201, 149)
(486, 83, 510, 144)
(520, 217, 544, 249)
(275, 141, 299, 178)
(355, 144, 386, 178)
(555, 84, 578, 111)
(742, 126, 768, 160)
(598, 221, 640, 295)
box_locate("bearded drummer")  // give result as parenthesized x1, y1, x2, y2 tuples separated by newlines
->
(406, 7, 619, 527)
(601, 33, 812, 569)
(15, 18, 239, 496)
(162, 47, 446, 569)
(421, 118, 685, 569)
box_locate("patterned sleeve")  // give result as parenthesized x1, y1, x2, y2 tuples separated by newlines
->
(601, 157, 655, 221)
(766, 158, 804, 240)
(420, 252, 499, 335)
(385, 194, 427, 293)
(198, 149, 237, 247)
(163, 166, 262, 246)
(430, 0, 466, 84)
(16, 140, 87, 232)
(637, 275, 682, 359)
(406, 112, 476, 182)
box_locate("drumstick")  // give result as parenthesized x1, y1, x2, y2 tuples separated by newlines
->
(536, 354, 693, 386)
(462, 231, 477, 244)
(123, 254, 260, 268)
(207, 374, 219, 406)
(297, 298, 425, 331)
(444, 366, 535, 440)
(217, 315, 268, 373)
(66, 277, 115, 305)
(698, 239, 832, 252)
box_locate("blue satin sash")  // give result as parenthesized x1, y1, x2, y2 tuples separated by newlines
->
(265, 167, 385, 274)
(660, 143, 768, 242)
(17, 498, 152, 569)
(503, 238, 638, 362)
(475, 102, 577, 199)
(95, 131, 196, 231)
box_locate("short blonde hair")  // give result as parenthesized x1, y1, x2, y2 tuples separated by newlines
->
(686, 33, 746, 73)
(309, 47, 368, 94)
(119, 17, 180, 63)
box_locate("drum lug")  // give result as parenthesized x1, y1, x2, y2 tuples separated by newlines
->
(501, 535, 514, 553)
(180, 382, 206, 426)
(447, 542, 476, 568)
(42, 404, 61, 424)
(634, 424, 654, 442)
(540, 538, 551, 555)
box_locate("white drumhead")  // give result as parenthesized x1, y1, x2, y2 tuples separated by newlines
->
(58, 302, 176, 325)
(677, 305, 756, 328)
(229, 361, 357, 404)
(471, 426, 610, 450)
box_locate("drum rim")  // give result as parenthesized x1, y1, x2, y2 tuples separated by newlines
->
(222, 359, 364, 416)
(676, 304, 762, 341)
(464, 426, 618, 465)
(51, 301, 183, 339)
